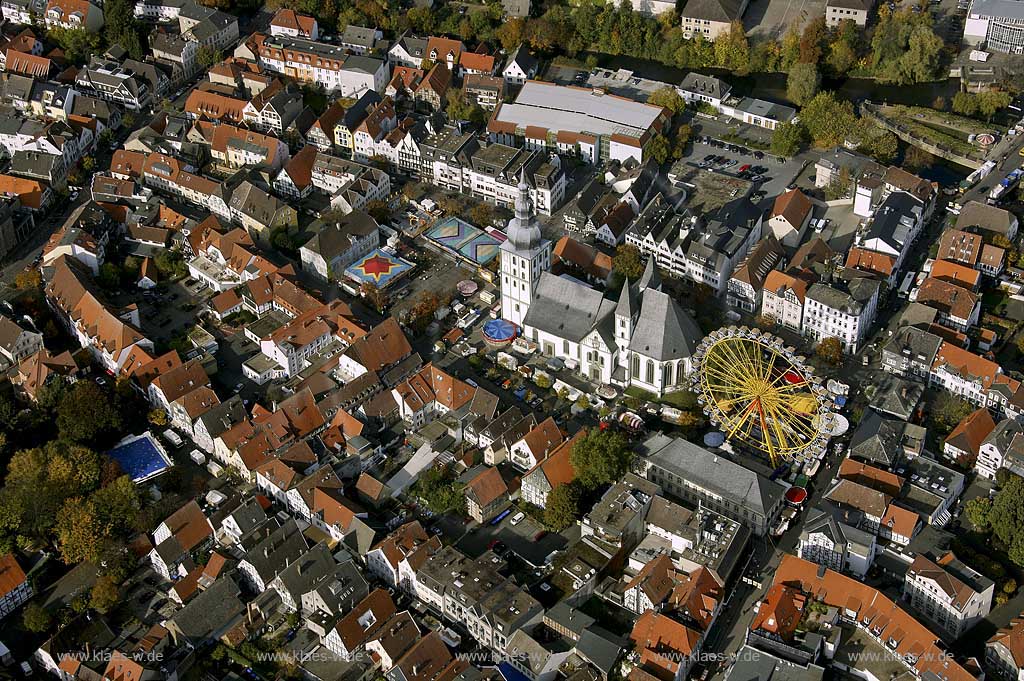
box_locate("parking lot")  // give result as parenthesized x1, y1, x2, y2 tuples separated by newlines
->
(388, 241, 482, 319)
(133, 277, 215, 344)
(676, 136, 808, 209)
(456, 508, 573, 569)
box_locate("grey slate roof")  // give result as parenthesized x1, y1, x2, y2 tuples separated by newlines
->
(544, 602, 595, 638)
(638, 433, 785, 520)
(614, 278, 637, 321)
(307, 559, 370, 615)
(848, 408, 911, 467)
(574, 626, 625, 676)
(341, 25, 379, 49)
(956, 200, 1018, 235)
(169, 576, 245, 643)
(726, 645, 825, 681)
(272, 542, 336, 605)
(241, 519, 309, 585)
(302, 211, 378, 260)
(983, 419, 1023, 454)
(629, 288, 701, 361)
(681, 0, 747, 22)
(506, 46, 538, 75)
(807, 276, 880, 316)
(196, 394, 248, 440)
(637, 254, 661, 291)
(864, 191, 923, 251)
(679, 73, 730, 100)
(688, 197, 762, 266)
(866, 374, 923, 421)
(501, 0, 530, 17)
(968, 0, 1024, 18)
(522, 272, 616, 342)
(224, 497, 267, 536)
(883, 326, 942, 366)
(801, 501, 874, 554)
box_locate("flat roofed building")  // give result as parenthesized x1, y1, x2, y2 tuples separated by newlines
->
(488, 81, 669, 165)
(964, 0, 1024, 53)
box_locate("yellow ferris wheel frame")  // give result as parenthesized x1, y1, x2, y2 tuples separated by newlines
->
(695, 330, 830, 468)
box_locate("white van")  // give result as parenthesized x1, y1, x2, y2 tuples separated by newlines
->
(163, 429, 183, 448)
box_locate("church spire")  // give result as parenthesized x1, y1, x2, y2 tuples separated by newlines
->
(505, 165, 541, 251)
(514, 166, 532, 220)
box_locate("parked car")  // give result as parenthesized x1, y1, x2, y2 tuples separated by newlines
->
(510, 512, 525, 526)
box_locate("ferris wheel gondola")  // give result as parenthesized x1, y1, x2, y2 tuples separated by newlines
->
(691, 326, 835, 468)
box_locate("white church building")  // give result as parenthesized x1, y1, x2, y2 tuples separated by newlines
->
(499, 174, 703, 397)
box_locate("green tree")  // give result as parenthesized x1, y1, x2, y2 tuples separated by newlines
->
(103, 0, 145, 59)
(196, 46, 224, 68)
(47, 28, 102, 65)
(815, 337, 844, 366)
(23, 602, 52, 633)
(412, 465, 465, 514)
(469, 202, 495, 227)
(964, 497, 992, 531)
(787, 63, 820, 107)
(770, 121, 807, 157)
(859, 124, 900, 164)
(360, 282, 387, 313)
(0, 444, 100, 541)
(15, 269, 42, 291)
(952, 91, 978, 117)
(826, 21, 859, 76)
(544, 483, 581, 531)
(55, 498, 101, 564)
(148, 409, 168, 426)
(714, 21, 750, 73)
(647, 133, 671, 164)
(495, 18, 525, 50)
(92, 476, 140, 532)
(896, 24, 944, 84)
(445, 87, 486, 124)
(988, 475, 1024, 567)
(613, 244, 645, 280)
(154, 250, 187, 278)
(798, 16, 828, 64)
(535, 374, 552, 390)
(977, 90, 1012, 121)
(647, 86, 685, 114)
(57, 382, 122, 445)
(671, 124, 693, 160)
(570, 430, 632, 490)
(97, 262, 122, 289)
(90, 575, 120, 614)
(800, 91, 857, 148)
(931, 392, 975, 436)
(869, 10, 944, 84)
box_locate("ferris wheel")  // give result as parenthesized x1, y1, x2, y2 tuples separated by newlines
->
(691, 326, 834, 468)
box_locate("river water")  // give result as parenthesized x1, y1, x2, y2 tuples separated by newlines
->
(593, 54, 964, 107)
(592, 54, 973, 179)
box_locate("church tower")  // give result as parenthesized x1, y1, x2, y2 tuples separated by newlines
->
(499, 168, 551, 327)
